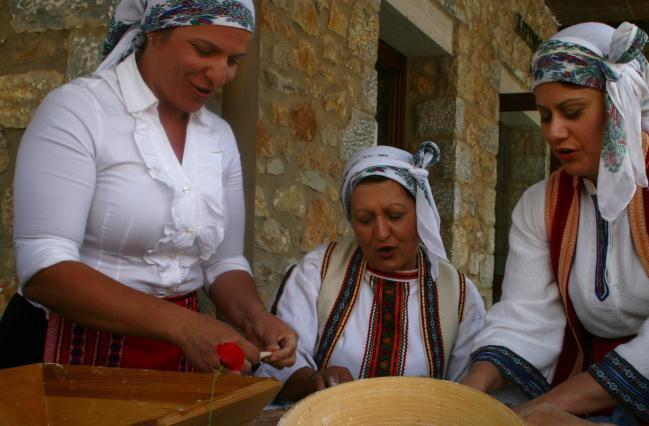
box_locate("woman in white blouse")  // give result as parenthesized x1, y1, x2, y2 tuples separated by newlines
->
(257, 142, 485, 402)
(462, 22, 649, 424)
(1, 0, 296, 373)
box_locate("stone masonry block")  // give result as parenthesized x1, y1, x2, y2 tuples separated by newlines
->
(9, 0, 118, 32)
(348, 1, 378, 63)
(0, 70, 64, 128)
(417, 97, 464, 139)
(67, 30, 105, 80)
(0, 132, 8, 175)
(341, 109, 377, 160)
(256, 218, 290, 254)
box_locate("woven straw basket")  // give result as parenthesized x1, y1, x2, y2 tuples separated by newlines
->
(278, 377, 524, 425)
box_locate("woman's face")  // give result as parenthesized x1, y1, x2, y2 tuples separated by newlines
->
(142, 25, 252, 114)
(349, 179, 419, 273)
(534, 82, 606, 181)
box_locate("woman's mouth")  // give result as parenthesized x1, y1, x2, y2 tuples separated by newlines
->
(376, 247, 395, 258)
(555, 147, 577, 161)
(192, 84, 213, 99)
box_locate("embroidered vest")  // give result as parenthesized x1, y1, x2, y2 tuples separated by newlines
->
(545, 146, 649, 385)
(313, 236, 467, 378)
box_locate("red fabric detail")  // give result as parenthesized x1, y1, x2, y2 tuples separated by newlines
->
(216, 342, 245, 371)
(643, 155, 649, 236)
(588, 335, 634, 365)
(44, 292, 198, 372)
(550, 171, 585, 387)
(366, 279, 406, 377)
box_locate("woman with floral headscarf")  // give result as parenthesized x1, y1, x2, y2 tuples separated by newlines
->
(0, 0, 296, 373)
(462, 22, 649, 424)
(256, 142, 486, 402)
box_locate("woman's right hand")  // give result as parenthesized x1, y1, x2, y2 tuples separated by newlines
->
(172, 309, 260, 373)
(308, 366, 354, 393)
(276, 365, 354, 402)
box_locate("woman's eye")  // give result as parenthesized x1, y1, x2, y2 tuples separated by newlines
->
(388, 213, 404, 221)
(193, 45, 211, 56)
(357, 217, 372, 225)
(564, 109, 582, 119)
(228, 57, 240, 65)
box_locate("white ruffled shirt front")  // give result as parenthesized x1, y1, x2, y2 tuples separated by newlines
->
(473, 179, 649, 380)
(13, 52, 251, 303)
(256, 244, 486, 383)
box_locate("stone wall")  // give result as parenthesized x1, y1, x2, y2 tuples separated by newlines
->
(252, 0, 380, 302)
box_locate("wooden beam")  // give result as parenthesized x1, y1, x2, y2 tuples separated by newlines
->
(499, 92, 536, 112)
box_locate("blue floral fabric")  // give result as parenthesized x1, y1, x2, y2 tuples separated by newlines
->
(99, 0, 255, 71)
(471, 345, 550, 400)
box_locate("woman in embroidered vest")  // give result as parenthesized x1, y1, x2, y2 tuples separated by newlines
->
(256, 142, 486, 402)
(461, 22, 649, 425)
(0, 0, 297, 373)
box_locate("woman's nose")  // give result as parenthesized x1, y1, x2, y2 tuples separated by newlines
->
(204, 59, 229, 88)
(545, 117, 569, 142)
(373, 217, 390, 241)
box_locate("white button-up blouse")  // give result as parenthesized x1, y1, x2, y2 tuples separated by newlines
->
(13, 53, 251, 303)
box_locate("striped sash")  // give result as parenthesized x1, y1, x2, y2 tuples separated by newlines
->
(43, 291, 198, 372)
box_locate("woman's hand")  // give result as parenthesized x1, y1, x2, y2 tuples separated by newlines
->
(514, 372, 617, 418)
(276, 366, 354, 402)
(172, 309, 259, 373)
(308, 366, 354, 392)
(244, 311, 298, 369)
(460, 361, 507, 393)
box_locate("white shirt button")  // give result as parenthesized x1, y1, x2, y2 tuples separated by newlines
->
(183, 185, 191, 194)
(169, 252, 177, 259)
(186, 227, 193, 235)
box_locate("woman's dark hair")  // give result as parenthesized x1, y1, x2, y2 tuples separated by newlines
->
(354, 175, 415, 201)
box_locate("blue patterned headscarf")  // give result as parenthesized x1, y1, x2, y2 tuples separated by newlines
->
(97, 0, 255, 72)
(340, 142, 447, 276)
(532, 22, 649, 221)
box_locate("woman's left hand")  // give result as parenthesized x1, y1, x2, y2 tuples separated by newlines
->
(245, 311, 297, 369)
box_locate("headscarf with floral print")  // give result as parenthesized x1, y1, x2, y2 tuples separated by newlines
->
(340, 142, 447, 277)
(532, 22, 649, 221)
(97, 0, 255, 72)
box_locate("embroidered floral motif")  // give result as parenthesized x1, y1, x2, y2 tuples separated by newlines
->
(314, 248, 365, 369)
(103, 17, 132, 59)
(471, 345, 550, 399)
(419, 249, 445, 378)
(359, 276, 410, 378)
(601, 96, 627, 173)
(532, 41, 613, 91)
(618, 29, 649, 65)
(143, 0, 255, 34)
(345, 165, 433, 212)
(589, 351, 649, 422)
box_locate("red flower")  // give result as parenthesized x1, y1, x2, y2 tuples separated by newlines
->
(216, 342, 245, 372)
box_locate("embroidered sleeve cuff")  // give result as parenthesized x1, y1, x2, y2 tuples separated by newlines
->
(471, 345, 550, 399)
(588, 350, 649, 422)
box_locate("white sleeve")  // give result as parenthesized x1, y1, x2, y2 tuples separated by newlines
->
(615, 319, 649, 378)
(255, 245, 327, 382)
(445, 276, 486, 382)
(471, 181, 566, 386)
(13, 83, 99, 290)
(202, 124, 251, 288)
